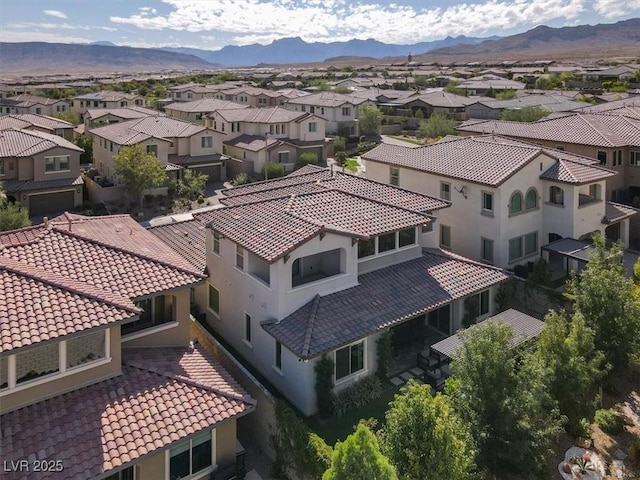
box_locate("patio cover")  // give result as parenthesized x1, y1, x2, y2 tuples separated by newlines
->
(542, 238, 596, 262)
(430, 308, 545, 360)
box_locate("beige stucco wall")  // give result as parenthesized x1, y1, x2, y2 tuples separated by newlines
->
(0, 327, 122, 414)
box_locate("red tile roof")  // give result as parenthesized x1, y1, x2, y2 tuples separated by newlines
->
(602, 201, 638, 224)
(0, 128, 82, 158)
(0, 344, 255, 480)
(0, 256, 138, 353)
(263, 249, 511, 359)
(0, 214, 205, 300)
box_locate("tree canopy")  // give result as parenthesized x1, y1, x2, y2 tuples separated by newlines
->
(416, 113, 457, 139)
(500, 106, 549, 122)
(113, 144, 167, 210)
(323, 423, 397, 480)
(447, 321, 564, 478)
(381, 381, 474, 480)
(176, 168, 208, 203)
(357, 105, 382, 138)
(0, 183, 31, 231)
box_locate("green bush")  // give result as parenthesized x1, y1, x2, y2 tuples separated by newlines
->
(332, 376, 383, 417)
(315, 355, 336, 418)
(231, 172, 249, 186)
(567, 417, 591, 438)
(262, 162, 285, 180)
(298, 152, 318, 167)
(334, 151, 347, 166)
(197, 195, 205, 204)
(595, 409, 624, 434)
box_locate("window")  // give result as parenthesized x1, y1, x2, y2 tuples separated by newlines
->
(201, 136, 213, 148)
(613, 150, 623, 166)
(549, 186, 564, 205)
(105, 466, 135, 480)
(275, 341, 282, 371)
(597, 150, 607, 166)
(275, 124, 280, 135)
(389, 167, 399, 186)
(481, 238, 494, 263)
(399, 227, 416, 247)
(16, 342, 59, 384)
(341, 107, 351, 116)
(509, 191, 523, 215)
(278, 151, 289, 163)
(509, 232, 538, 262)
(244, 313, 252, 345)
(309, 122, 317, 132)
(169, 430, 213, 480)
(146, 144, 158, 156)
(310, 106, 315, 113)
(335, 341, 364, 381)
(525, 188, 538, 210)
(630, 151, 640, 166)
(378, 232, 396, 253)
(236, 244, 244, 270)
(208, 285, 220, 315)
(321, 107, 325, 115)
(281, 124, 286, 135)
(357, 238, 375, 258)
(122, 295, 175, 335)
(44, 155, 70, 173)
(269, 124, 274, 134)
(440, 225, 451, 249)
(440, 182, 451, 201)
(0, 159, 4, 176)
(481, 191, 493, 215)
(466, 290, 490, 318)
(212, 231, 220, 255)
(66, 330, 106, 369)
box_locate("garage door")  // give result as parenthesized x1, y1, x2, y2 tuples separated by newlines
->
(29, 191, 75, 215)
(192, 165, 221, 183)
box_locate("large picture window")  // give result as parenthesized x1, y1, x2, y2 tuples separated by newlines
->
(335, 341, 364, 381)
(169, 430, 214, 480)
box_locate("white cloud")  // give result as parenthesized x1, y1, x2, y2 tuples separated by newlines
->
(43, 9, 67, 19)
(10, 22, 117, 32)
(593, 0, 640, 18)
(0, 30, 91, 44)
(109, 0, 592, 44)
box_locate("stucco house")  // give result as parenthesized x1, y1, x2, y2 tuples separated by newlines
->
(0, 113, 75, 141)
(206, 107, 326, 177)
(83, 106, 165, 131)
(72, 91, 145, 118)
(151, 166, 510, 415)
(363, 135, 636, 271)
(283, 92, 375, 135)
(0, 128, 84, 215)
(456, 110, 640, 203)
(0, 94, 70, 117)
(0, 213, 255, 480)
(164, 99, 248, 123)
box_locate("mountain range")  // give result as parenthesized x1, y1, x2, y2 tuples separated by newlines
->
(1, 19, 639, 74)
(160, 35, 496, 67)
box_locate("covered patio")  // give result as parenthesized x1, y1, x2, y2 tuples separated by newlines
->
(421, 309, 545, 390)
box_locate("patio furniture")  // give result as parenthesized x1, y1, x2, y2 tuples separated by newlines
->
(424, 368, 446, 391)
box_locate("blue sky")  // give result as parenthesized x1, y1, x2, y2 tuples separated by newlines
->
(1, 0, 638, 50)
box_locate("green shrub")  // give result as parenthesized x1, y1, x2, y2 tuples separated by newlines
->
(298, 152, 318, 167)
(595, 409, 624, 434)
(315, 355, 336, 418)
(197, 195, 205, 204)
(262, 162, 285, 180)
(335, 151, 347, 166)
(231, 172, 249, 186)
(333, 136, 346, 153)
(332, 376, 383, 417)
(567, 417, 591, 438)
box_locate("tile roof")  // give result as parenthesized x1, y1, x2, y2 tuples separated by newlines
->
(0, 256, 138, 353)
(74, 90, 142, 102)
(401, 91, 477, 108)
(1, 94, 64, 107)
(165, 99, 249, 113)
(0, 344, 255, 480)
(285, 91, 370, 107)
(363, 135, 615, 186)
(0, 114, 73, 132)
(457, 113, 640, 147)
(90, 116, 207, 144)
(2, 175, 83, 192)
(602, 201, 638, 224)
(215, 106, 310, 123)
(224, 134, 281, 152)
(262, 250, 511, 358)
(148, 216, 209, 272)
(0, 128, 82, 158)
(0, 214, 205, 300)
(85, 107, 164, 122)
(168, 153, 224, 167)
(431, 308, 544, 360)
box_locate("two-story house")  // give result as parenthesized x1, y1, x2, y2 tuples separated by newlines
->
(457, 111, 640, 202)
(363, 135, 636, 271)
(0, 128, 84, 215)
(89, 115, 222, 195)
(0, 213, 255, 480)
(0, 113, 75, 141)
(72, 91, 145, 118)
(151, 166, 510, 416)
(284, 92, 375, 135)
(0, 94, 70, 117)
(84, 106, 165, 132)
(206, 107, 326, 177)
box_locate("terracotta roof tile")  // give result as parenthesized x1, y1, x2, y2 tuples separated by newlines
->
(0, 256, 138, 353)
(602, 201, 638, 224)
(165, 99, 249, 113)
(0, 128, 82, 157)
(0, 345, 255, 480)
(216, 106, 310, 123)
(540, 158, 616, 184)
(263, 249, 510, 358)
(148, 217, 209, 272)
(0, 113, 74, 131)
(3, 175, 83, 192)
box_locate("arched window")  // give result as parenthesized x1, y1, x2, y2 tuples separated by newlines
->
(549, 186, 564, 205)
(509, 191, 523, 215)
(525, 188, 538, 210)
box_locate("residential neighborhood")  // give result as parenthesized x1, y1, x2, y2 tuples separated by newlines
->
(2, 13, 640, 480)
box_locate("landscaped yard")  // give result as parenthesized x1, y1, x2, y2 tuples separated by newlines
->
(344, 158, 360, 173)
(306, 384, 401, 446)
